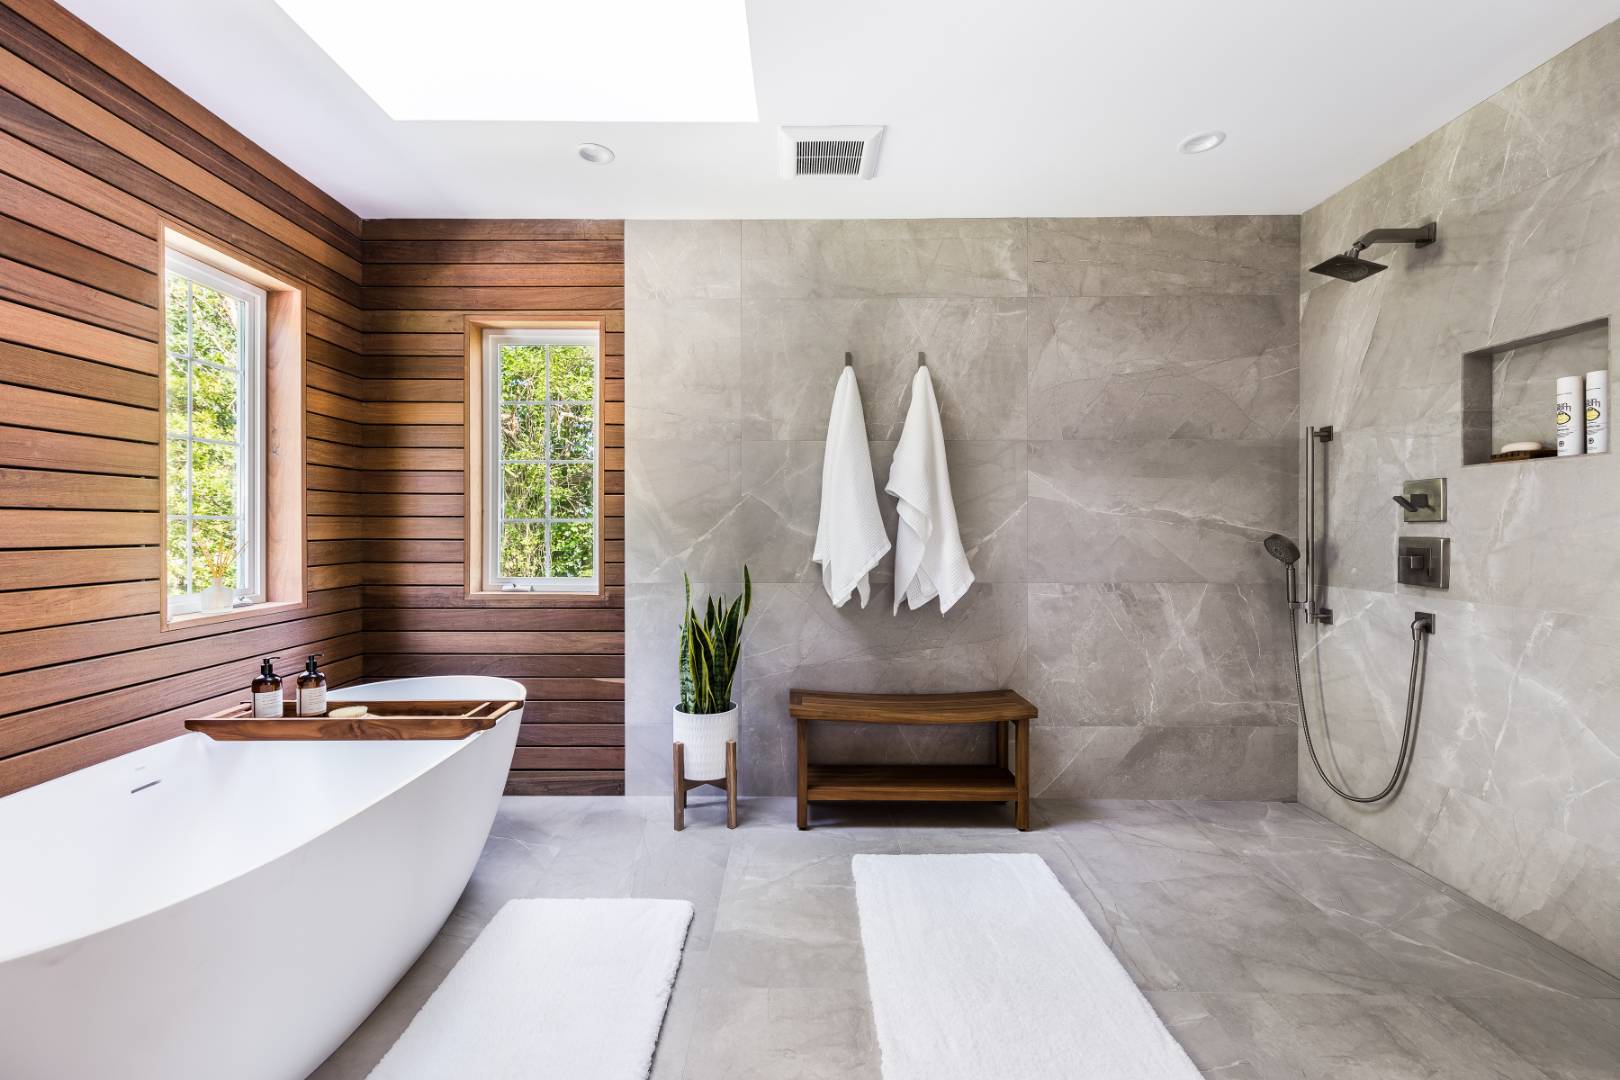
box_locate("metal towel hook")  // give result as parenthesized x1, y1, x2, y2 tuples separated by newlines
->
(845, 351, 854, 367)
(918, 351, 926, 368)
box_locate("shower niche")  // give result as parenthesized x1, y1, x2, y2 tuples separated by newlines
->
(1461, 316, 1610, 465)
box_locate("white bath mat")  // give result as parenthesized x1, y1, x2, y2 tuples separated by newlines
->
(368, 898, 693, 1080)
(852, 853, 1200, 1080)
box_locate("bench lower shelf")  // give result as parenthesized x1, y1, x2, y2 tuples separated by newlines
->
(805, 764, 1018, 802)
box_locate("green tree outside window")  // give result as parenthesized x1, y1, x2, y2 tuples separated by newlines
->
(495, 339, 597, 582)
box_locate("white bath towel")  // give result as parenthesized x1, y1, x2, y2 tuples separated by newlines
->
(812, 366, 892, 608)
(886, 366, 974, 614)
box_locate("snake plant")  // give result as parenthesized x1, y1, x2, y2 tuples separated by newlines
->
(677, 567, 752, 714)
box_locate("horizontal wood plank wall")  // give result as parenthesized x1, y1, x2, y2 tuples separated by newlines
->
(361, 219, 626, 795)
(0, 0, 366, 795)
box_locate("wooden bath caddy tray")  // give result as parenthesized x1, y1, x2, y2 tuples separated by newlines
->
(184, 699, 520, 741)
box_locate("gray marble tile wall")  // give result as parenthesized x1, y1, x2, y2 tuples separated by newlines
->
(1298, 19, 1620, 974)
(626, 215, 1301, 800)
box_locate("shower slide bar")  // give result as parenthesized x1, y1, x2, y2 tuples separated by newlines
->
(1305, 425, 1333, 625)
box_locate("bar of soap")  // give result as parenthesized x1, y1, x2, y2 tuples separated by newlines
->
(328, 705, 368, 719)
(1500, 441, 1544, 453)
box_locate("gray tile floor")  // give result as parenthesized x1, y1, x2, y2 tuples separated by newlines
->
(311, 797, 1620, 1080)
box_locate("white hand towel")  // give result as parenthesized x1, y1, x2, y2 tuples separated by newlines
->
(886, 366, 975, 614)
(812, 366, 892, 608)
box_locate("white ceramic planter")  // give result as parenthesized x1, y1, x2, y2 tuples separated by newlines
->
(672, 705, 738, 781)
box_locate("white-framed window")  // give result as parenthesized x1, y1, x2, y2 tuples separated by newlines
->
(482, 328, 601, 592)
(163, 249, 267, 616)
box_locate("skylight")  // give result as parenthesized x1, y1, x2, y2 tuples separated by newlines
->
(271, 0, 757, 122)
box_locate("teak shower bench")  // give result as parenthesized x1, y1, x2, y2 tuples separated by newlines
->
(789, 689, 1037, 830)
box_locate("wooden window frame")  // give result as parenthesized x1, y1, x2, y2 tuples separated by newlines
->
(465, 315, 606, 603)
(158, 223, 307, 631)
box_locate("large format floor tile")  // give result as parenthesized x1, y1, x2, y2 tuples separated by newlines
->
(312, 797, 1620, 1080)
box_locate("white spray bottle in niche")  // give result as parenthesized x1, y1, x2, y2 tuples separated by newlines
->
(1556, 375, 1584, 456)
(1586, 369, 1608, 454)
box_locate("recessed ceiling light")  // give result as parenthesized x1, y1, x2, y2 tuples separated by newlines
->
(1178, 130, 1227, 154)
(272, 0, 757, 122)
(578, 143, 615, 164)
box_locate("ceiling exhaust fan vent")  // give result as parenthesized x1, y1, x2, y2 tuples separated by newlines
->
(780, 125, 884, 179)
(797, 140, 865, 176)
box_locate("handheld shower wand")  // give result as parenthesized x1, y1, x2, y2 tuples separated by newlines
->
(1262, 534, 1302, 609)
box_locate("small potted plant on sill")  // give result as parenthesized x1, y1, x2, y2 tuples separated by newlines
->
(672, 567, 751, 830)
(197, 540, 245, 612)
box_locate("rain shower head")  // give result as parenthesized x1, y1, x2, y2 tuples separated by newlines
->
(1263, 534, 1301, 565)
(1309, 251, 1387, 282)
(1309, 223, 1437, 283)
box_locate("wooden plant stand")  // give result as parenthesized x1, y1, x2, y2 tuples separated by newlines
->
(789, 689, 1037, 830)
(673, 740, 738, 830)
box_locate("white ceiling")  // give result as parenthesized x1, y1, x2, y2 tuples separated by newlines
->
(60, 0, 1620, 221)
(267, 0, 759, 121)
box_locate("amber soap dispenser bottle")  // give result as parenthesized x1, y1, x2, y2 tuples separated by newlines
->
(251, 657, 283, 718)
(297, 653, 327, 717)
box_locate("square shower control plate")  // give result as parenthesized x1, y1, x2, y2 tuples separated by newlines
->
(1397, 536, 1449, 589)
(1400, 478, 1446, 522)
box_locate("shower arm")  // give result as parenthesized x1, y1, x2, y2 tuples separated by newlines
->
(1348, 224, 1437, 252)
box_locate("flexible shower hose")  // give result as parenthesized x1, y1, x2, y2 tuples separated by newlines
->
(1286, 608, 1433, 804)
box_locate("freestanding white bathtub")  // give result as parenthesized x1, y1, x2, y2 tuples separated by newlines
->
(0, 675, 523, 1080)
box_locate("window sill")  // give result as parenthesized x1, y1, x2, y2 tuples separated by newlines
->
(464, 587, 607, 606)
(162, 599, 305, 632)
